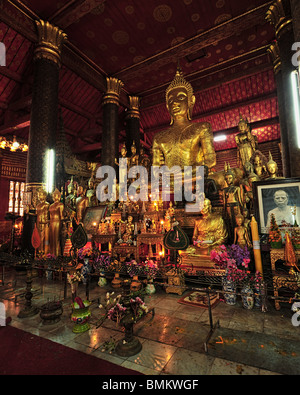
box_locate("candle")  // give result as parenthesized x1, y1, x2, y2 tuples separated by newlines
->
(250, 216, 263, 277)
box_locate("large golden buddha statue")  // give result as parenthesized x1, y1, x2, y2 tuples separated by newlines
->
(152, 66, 216, 171)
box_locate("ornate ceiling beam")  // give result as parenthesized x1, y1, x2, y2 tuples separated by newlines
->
(139, 47, 272, 109)
(50, 0, 106, 30)
(8, 94, 95, 120)
(0, 114, 30, 134)
(0, 1, 129, 107)
(115, 2, 273, 80)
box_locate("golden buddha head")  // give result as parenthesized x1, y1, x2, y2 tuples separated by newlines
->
(201, 198, 212, 216)
(52, 188, 61, 202)
(235, 213, 244, 226)
(131, 141, 136, 154)
(267, 151, 278, 175)
(238, 114, 250, 133)
(38, 189, 47, 202)
(166, 65, 195, 124)
(120, 143, 127, 157)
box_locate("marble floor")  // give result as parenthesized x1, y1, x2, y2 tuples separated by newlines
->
(1, 268, 299, 376)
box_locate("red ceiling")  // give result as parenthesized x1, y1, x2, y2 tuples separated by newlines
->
(0, 0, 280, 161)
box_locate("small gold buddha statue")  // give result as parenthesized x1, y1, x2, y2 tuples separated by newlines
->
(152, 66, 216, 172)
(75, 185, 89, 224)
(36, 189, 50, 256)
(86, 175, 98, 207)
(266, 151, 283, 180)
(129, 141, 139, 168)
(233, 213, 252, 249)
(251, 150, 268, 179)
(49, 188, 64, 257)
(235, 114, 258, 169)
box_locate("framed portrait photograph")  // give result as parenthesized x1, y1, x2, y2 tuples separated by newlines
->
(82, 205, 107, 234)
(253, 178, 300, 234)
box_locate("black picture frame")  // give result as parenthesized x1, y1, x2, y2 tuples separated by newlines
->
(82, 205, 107, 234)
(252, 177, 300, 234)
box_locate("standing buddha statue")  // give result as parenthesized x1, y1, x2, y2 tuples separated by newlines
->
(76, 185, 89, 224)
(49, 188, 64, 257)
(36, 189, 50, 256)
(235, 114, 258, 170)
(223, 164, 244, 243)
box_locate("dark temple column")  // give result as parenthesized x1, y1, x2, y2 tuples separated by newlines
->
(268, 41, 290, 177)
(101, 77, 124, 169)
(125, 96, 141, 155)
(267, 0, 300, 177)
(291, 0, 300, 43)
(26, 20, 67, 206)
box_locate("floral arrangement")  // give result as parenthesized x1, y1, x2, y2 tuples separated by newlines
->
(93, 253, 111, 271)
(98, 292, 148, 326)
(67, 271, 83, 293)
(78, 246, 94, 260)
(126, 259, 140, 277)
(268, 214, 282, 244)
(210, 244, 251, 284)
(143, 258, 158, 280)
(129, 296, 148, 321)
(291, 227, 300, 248)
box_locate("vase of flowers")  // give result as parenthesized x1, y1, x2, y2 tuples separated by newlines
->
(144, 259, 158, 295)
(241, 280, 254, 310)
(268, 214, 282, 248)
(98, 282, 148, 357)
(67, 270, 83, 301)
(211, 244, 251, 306)
(252, 271, 264, 308)
(78, 246, 94, 284)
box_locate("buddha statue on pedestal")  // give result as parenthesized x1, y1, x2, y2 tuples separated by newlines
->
(235, 114, 258, 170)
(152, 66, 216, 173)
(181, 198, 228, 268)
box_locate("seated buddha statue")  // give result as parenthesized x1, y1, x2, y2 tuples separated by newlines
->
(152, 66, 216, 174)
(184, 198, 228, 257)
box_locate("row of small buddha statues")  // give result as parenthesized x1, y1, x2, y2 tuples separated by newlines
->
(34, 175, 97, 257)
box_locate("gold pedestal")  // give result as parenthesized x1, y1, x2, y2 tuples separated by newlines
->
(180, 252, 214, 270)
(165, 269, 186, 295)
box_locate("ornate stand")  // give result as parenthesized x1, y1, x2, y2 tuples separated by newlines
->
(115, 280, 142, 357)
(18, 268, 39, 318)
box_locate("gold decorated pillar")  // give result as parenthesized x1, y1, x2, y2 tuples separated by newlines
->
(125, 96, 141, 155)
(102, 77, 124, 168)
(268, 42, 290, 177)
(266, 0, 300, 177)
(26, 20, 67, 207)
